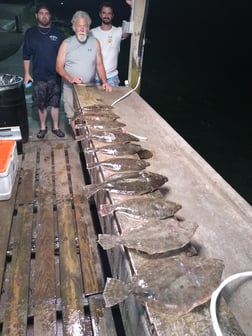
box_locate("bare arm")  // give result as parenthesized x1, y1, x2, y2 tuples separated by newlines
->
(122, 31, 130, 41)
(96, 40, 112, 92)
(23, 60, 33, 84)
(56, 40, 82, 84)
(122, 0, 133, 40)
(125, 0, 132, 6)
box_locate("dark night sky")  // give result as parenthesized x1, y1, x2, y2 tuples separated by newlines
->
(52, 0, 131, 25)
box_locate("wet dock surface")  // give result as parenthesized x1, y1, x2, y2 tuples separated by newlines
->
(0, 140, 112, 335)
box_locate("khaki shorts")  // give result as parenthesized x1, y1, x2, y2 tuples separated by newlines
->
(63, 85, 76, 119)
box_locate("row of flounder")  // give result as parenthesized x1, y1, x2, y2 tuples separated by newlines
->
(76, 102, 224, 318)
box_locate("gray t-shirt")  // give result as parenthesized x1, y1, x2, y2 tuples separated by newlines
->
(64, 34, 97, 88)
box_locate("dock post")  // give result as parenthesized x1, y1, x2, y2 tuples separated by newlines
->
(128, 0, 149, 92)
(15, 15, 23, 33)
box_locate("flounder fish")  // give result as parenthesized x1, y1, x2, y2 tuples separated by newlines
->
(103, 255, 224, 316)
(78, 104, 114, 112)
(84, 143, 144, 156)
(99, 196, 182, 219)
(98, 219, 198, 254)
(73, 112, 120, 122)
(87, 157, 150, 172)
(83, 171, 168, 199)
(75, 119, 126, 131)
(76, 129, 140, 143)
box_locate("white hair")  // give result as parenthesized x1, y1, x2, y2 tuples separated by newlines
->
(71, 11, 92, 27)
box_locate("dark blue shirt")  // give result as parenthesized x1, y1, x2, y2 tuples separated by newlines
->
(23, 25, 65, 81)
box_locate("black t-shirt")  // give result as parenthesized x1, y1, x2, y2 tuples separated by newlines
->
(23, 25, 65, 81)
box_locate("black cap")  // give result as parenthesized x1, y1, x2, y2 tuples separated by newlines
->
(35, 3, 51, 13)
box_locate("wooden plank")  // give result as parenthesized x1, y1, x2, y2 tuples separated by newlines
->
(53, 142, 70, 201)
(74, 195, 104, 295)
(0, 176, 19, 290)
(67, 143, 104, 295)
(33, 142, 57, 335)
(88, 294, 117, 336)
(2, 203, 33, 335)
(17, 143, 36, 204)
(53, 141, 86, 333)
(57, 200, 85, 335)
(33, 201, 57, 335)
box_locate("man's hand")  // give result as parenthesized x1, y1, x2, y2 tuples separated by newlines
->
(69, 76, 82, 84)
(102, 82, 112, 92)
(125, 0, 132, 7)
(24, 74, 33, 85)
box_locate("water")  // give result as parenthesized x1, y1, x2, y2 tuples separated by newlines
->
(137, 0, 252, 205)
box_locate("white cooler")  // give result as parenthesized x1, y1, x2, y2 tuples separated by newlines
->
(0, 140, 18, 200)
(0, 126, 23, 154)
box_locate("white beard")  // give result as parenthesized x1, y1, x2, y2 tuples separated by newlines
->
(77, 33, 88, 43)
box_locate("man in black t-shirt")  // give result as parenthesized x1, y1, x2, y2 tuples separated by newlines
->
(23, 3, 65, 138)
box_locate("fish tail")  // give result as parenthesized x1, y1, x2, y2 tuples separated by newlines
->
(99, 204, 115, 216)
(103, 277, 129, 307)
(75, 134, 88, 141)
(82, 184, 100, 198)
(86, 161, 99, 170)
(98, 234, 120, 250)
(84, 147, 96, 154)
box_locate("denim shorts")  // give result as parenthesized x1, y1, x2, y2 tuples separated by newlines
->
(32, 79, 61, 110)
(95, 75, 120, 87)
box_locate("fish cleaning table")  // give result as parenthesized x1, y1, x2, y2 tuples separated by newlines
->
(73, 84, 252, 336)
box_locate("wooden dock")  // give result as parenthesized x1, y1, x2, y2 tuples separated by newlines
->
(0, 85, 252, 335)
(0, 139, 120, 335)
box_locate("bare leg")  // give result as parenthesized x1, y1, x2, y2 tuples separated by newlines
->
(50, 107, 65, 137)
(70, 119, 77, 137)
(38, 108, 48, 129)
(50, 106, 59, 130)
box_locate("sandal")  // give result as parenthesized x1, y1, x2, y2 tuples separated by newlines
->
(37, 128, 48, 139)
(52, 128, 65, 137)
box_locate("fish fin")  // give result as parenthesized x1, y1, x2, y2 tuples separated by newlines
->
(86, 161, 99, 170)
(99, 204, 115, 216)
(103, 277, 129, 307)
(98, 234, 120, 250)
(82, 184, 100, 198)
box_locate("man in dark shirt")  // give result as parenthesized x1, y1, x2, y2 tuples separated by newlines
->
(23, 3, 65, 138)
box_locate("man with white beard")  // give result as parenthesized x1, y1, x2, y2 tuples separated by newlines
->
(56, 11, 111, 136)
